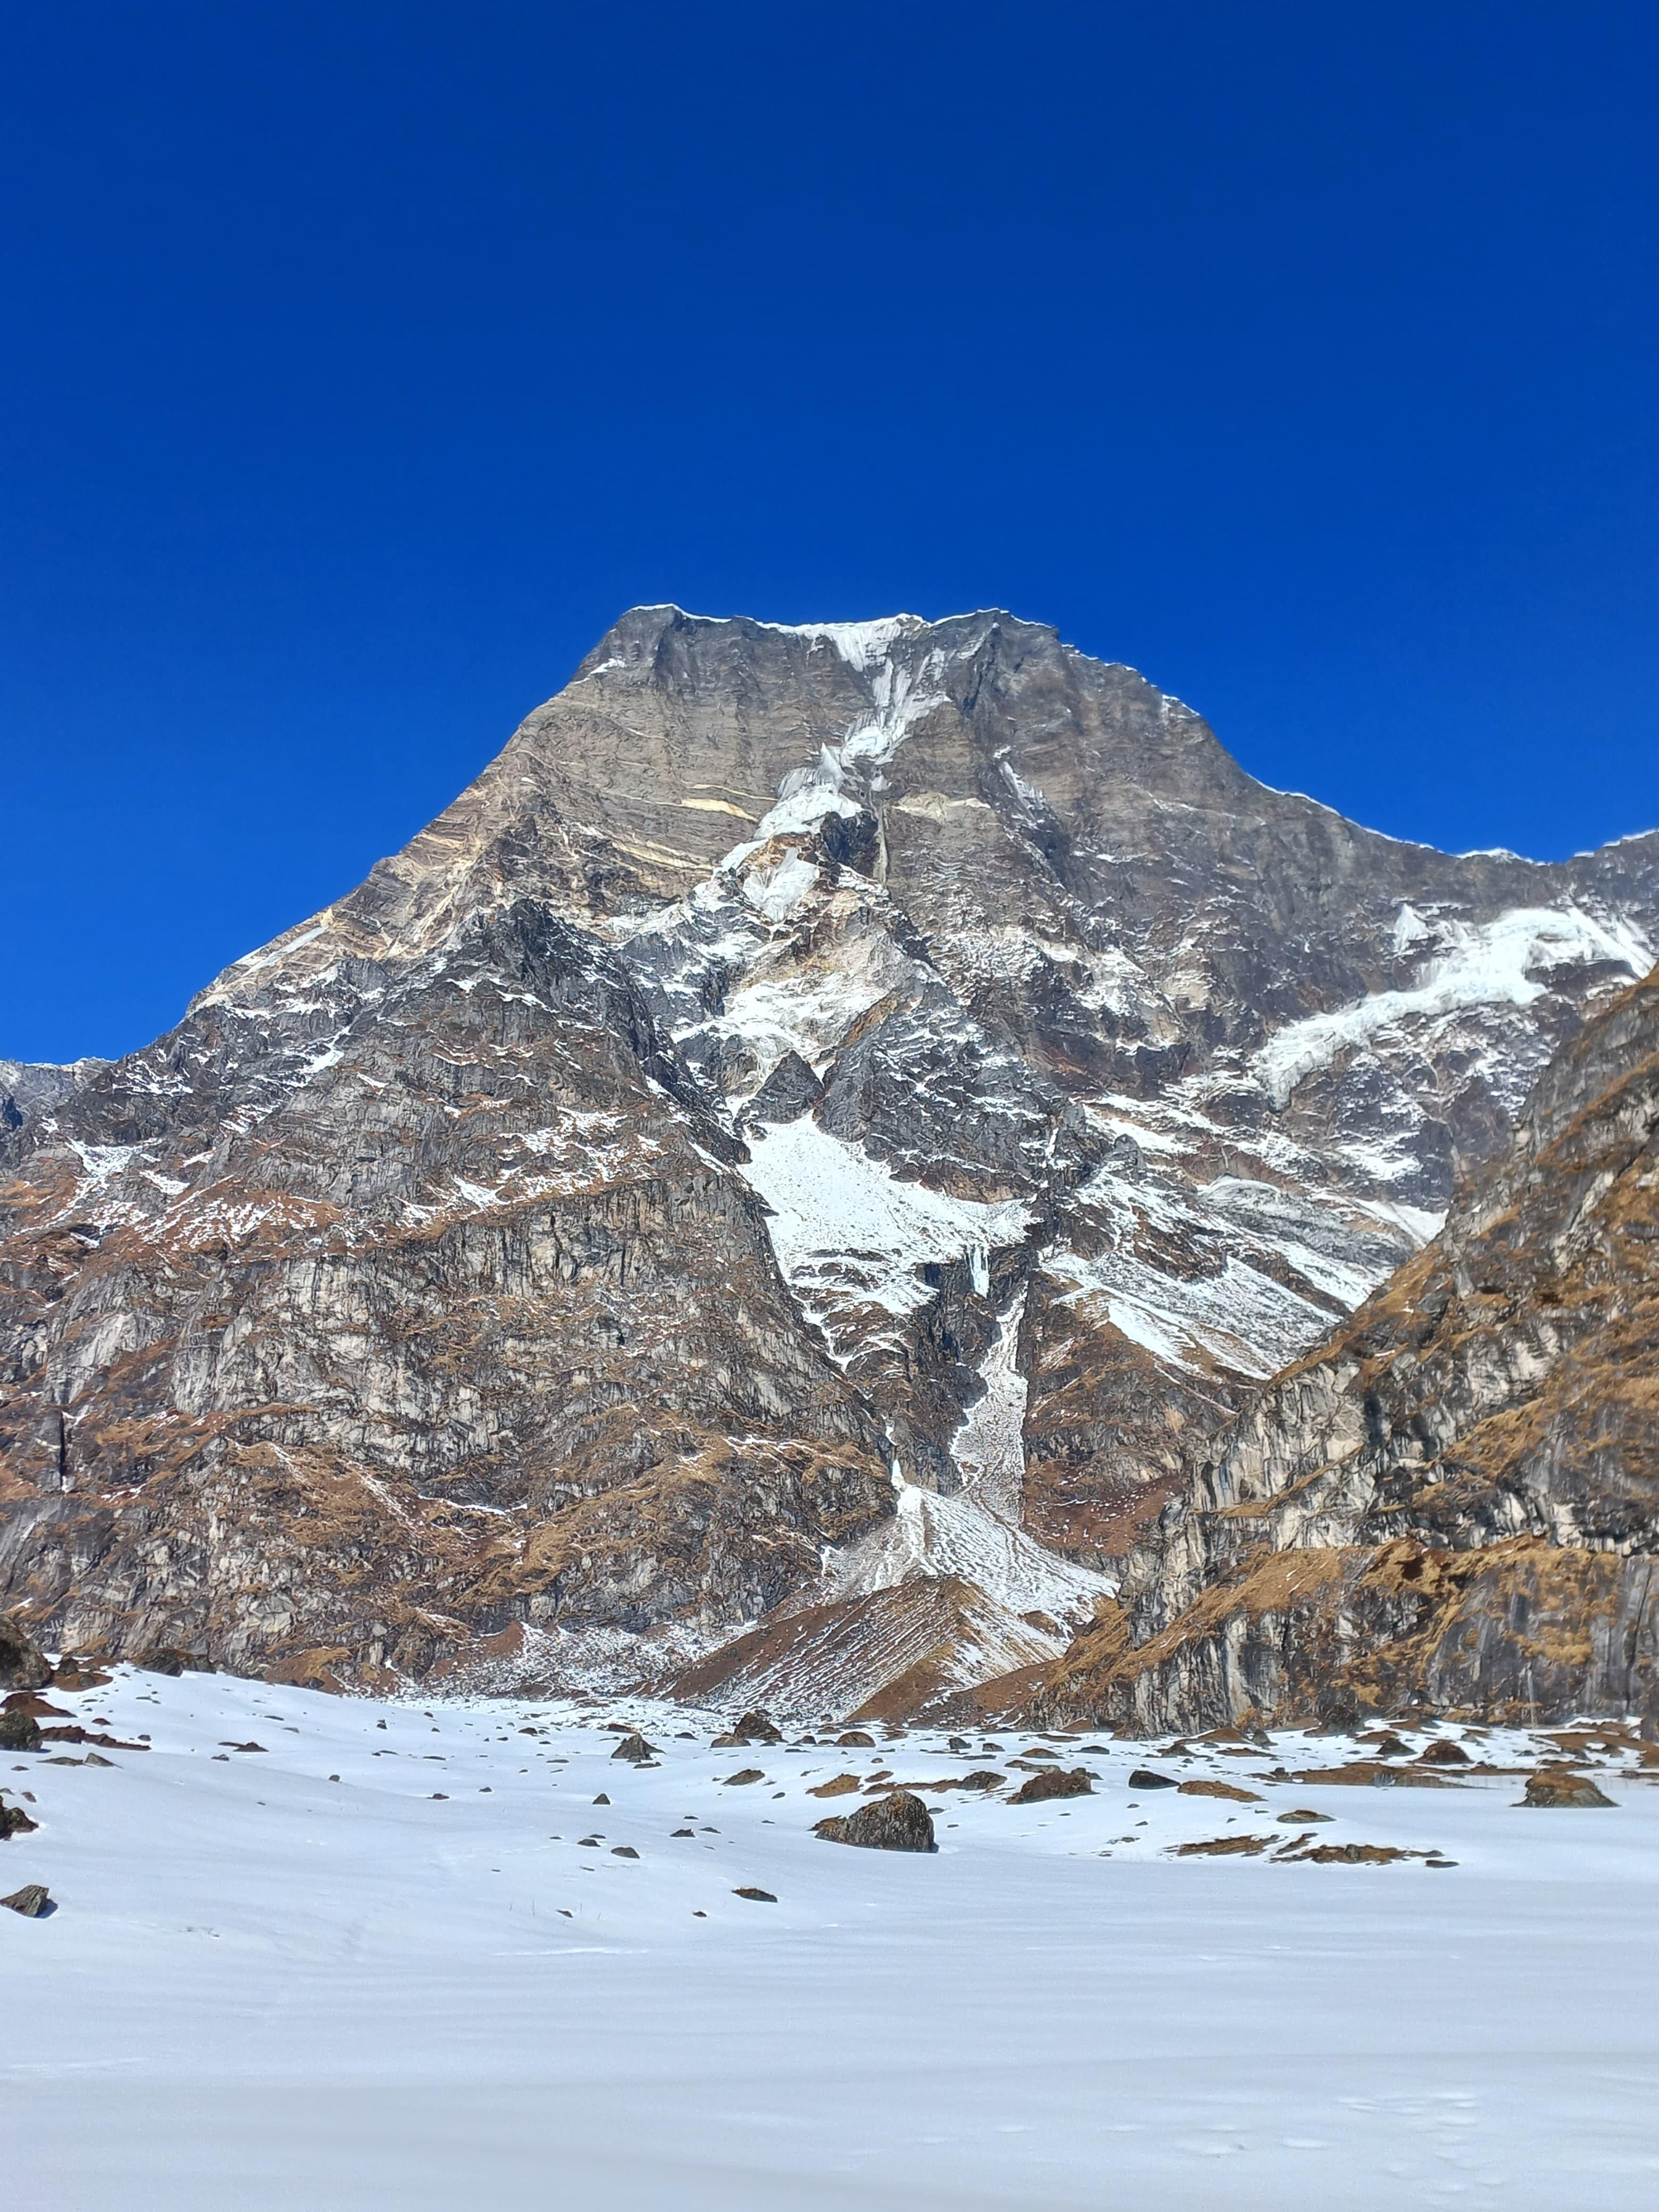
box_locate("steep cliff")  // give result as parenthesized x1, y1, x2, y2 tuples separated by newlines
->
(1035, 967, 1659, 1732)
(3, 606, 1656, 1699)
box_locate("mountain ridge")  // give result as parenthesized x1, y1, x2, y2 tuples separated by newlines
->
(3, 605, 1656, 1710)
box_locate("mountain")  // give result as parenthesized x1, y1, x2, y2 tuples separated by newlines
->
(2, 606, 1656, 1705)
(1033, 962, 1659, 1733)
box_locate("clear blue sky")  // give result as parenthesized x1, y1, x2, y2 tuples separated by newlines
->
(5, 3, 1658, 1064)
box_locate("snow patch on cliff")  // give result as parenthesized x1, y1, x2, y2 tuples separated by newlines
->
(824, 1293, 1114, 1633)
(1256, 905, 1653, 1109)
(738, 1118, 1031, 1327)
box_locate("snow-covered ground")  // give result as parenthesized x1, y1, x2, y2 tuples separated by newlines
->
(7, 1666, 1659, 2209)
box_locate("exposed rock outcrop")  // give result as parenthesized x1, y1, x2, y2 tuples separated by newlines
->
(0, 1610, 49, 1692)
(1033, 970, 1659, 1731)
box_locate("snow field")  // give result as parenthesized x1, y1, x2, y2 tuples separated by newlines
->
(6, 1666, 1659, 2208)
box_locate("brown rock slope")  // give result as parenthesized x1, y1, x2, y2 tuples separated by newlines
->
(1033, 969, 1659, 1731)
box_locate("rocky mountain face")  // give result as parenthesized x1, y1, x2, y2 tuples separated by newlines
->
(1034, 967, 1659, 1733)
(2, 606, 1656, 1706)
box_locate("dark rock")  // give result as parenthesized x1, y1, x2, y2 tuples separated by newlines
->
(1175, 1834, 1268, 1857)
(0, 1613, 49, 1694)
(1, 1882, 52, 1916)
(42, 1726, 145, 1750)
(814, 1789, 937, 1852)
(714, 1710, 784, 1747)
(0, 1713, 41, 1753)
(733, 1886, 777, 1901)
(1, 1803, 40, 1838)
(1417, 1738, 1472, 1766)
(740, 1052, 823, 1128)
(611, 1732, 659, 1762)
(960, 1770, 1005, 1790)
(836, 1731, 876, 1748)
(1277, 1842, 1414, 1864)
(722, 1769, 765, 1787)
(1127, 1767, 1177, 1790)
(610, 1845, 639, 1858)
(1010, 1766, 1092, 1804)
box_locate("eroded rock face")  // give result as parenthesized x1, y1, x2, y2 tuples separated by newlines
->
(1034, 970, 1659, 1733)
(2, 607, 1657, 1699)
(0, 1610, 50, 1692)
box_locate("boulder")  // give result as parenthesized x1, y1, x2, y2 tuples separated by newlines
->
(1, 1883, 51, 1916)
(960, 1770, 1006, 1790)
(1417, 1738, 1471, 1766)
(807, 1774, 862, 1798)
(0, 1713, 42, 1753)
(1010, 1766, 1092, 1805)
(733, 1886, 777, 1901)
(714, 1710, 783, 1748)
(1, 1802, 40, 1839)
(1127, 1767, 1177, 1790)
(1520, 1770, 1615, 1808)
(0, 1612, 49, 1694)
(815, 1789, 937, 1853)
(610, 1732, 659, 1763)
